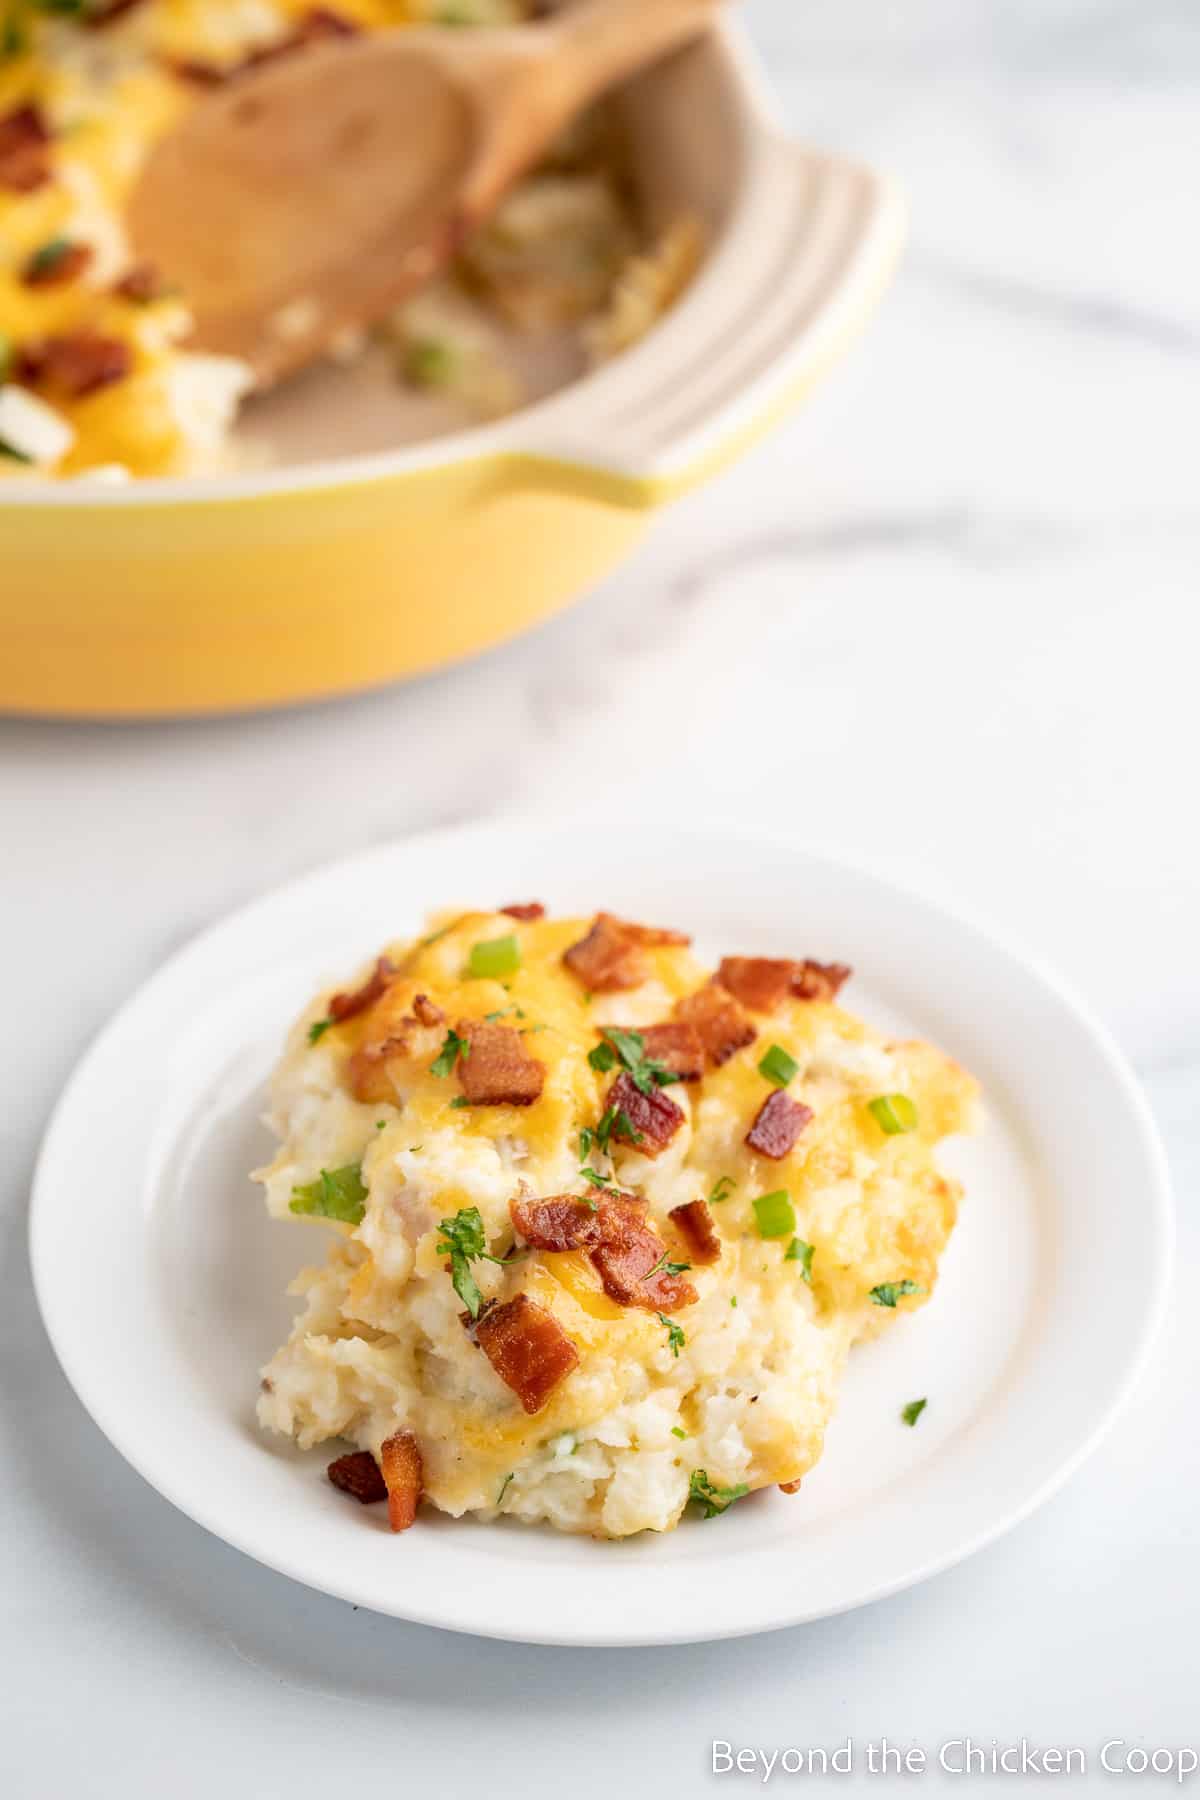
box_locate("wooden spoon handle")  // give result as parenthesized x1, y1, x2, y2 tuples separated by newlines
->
(546, 0, 727, 117)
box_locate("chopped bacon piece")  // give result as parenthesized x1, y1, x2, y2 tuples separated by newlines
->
(791, 960, 852, 1003)
(608, 1070, 684, 1156)
(745, 1090, 814, 1160)
(16, 332, 131, 399)
(674, 982, 757, 1067)
(717, 956, 852, 1010)
(412, 992, 444, 1028)
(379, 1430, 423, 1532)
(0, 104, 51, 194)
(113, 261, 165, 304)
(717, 957, 797, 1012)
(510, 1193, 602, 1253)
(640, 1021, 705, 1081)
(22, 241, 93, 288)
(589, 1194, 697, 1311)
(458, 1020, 545, 1107)
(563, 911, 690, 992)
(500, 901, 544, 921)
(669, 1199, 721, 1265)
(328, 955, 397, 1023)
(779, 1479, 803, 1495)
(84, 0, 148, 26)
(475, 1294, 579, 1414)
(327, 1449, 387, 1505)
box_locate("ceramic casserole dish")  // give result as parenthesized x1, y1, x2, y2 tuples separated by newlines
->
(0, 22, 904, 717)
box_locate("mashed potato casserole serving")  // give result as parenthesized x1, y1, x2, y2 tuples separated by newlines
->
(256, 904, 979, 1538)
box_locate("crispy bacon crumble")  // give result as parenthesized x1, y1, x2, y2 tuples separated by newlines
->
(563, 911, 690, 992)
(510, 1193, 603, 1252)
(674, 982, 757, 1066)
(327, 1449, 387, 1505)
(475, 1294, 580, 1414)
(588, 1194, 698, 1312)
(746, 1090, 814, 1160)
(669, 1199, 721, 1265)
(328, 955, 397, 1023)
(0, 104, 52, 194)
(457, 1020, 545, 1106)
(607, 1070, 685, 1155)
(639, 1021, 705, 1081)
(379, 1430, 423, 1533)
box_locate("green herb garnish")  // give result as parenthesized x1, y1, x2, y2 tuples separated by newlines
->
(901, 1397, 928, 1427)
(671, 1426, 687, 1440)
(588, 1027, 680, 1095)
(289, 1163, 367, 1225)
(449, 1095, 470, 1109)
(496, 1472, 514, 1505)
(404, 337, 458, 387)
(869, 1280, 923, 1308)
(467, 933, 520, 979)
(0, 436, 33, 464)
(707, 1175, 736, 1205)
(644, 1251, 691, 1281)
(657, 1313, 686, 1357)
(758, 1043, 799, 1088)
(25, 235, 74, 280)
(430, 1027, 470, 1077)
(785, 1237, 814, 1283)
(688, 1469, 749, 1519)
(752, 1190, 795, 1240)
(307, 1016, 334, 1045)
(868, 1094, 919, 1135)
(437, 1205, 504, 1319)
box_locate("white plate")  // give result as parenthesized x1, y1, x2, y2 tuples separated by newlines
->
(31, 821, 1172, 1646)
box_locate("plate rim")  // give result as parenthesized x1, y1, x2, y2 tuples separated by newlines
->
(29, 818, 1175, 1646)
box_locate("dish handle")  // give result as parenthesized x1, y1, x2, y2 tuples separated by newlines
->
(513, 135, 906, 508)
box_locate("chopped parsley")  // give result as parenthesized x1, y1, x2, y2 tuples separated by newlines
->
(467, 933, 520, 979)
(785, 1237, 815, 1283)
(25, 235, 74, 280)
(752, 1190, 795, 1240)
(657, 1313, 686, 1357)
(449, 1095, 470, 1110)
(869, 1279, 923, 1308)
(307, 1016, 334, 1045)
(430, 1027, 470, 1078)
(730, 1295, 738, 1308)
(404, 336, 459, 388)
(671, 1426, 687, 1440)
(587, 1027, 680, 1095)
(0, 436, 33, 464)
(419, 924, 453, 947)
(901, 1397, 928, 1427)
(758, 1043, 799, 1088)
(868, 1094, 919, 1135)
(644, 1251, 691, 1281)
(375, 1120, 387, 1130)
(496, 1472, 514, 1505)
(437, 1205, 505, 1318)
(289, 1163, 367, 1225)
(688, 1469, 749, 1519)
(707, 1175, 736, 1205)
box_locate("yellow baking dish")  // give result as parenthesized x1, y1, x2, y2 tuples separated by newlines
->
(0, 24, 904, 716)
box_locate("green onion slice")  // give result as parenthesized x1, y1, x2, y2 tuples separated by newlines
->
(752, 1189, 796, 1239)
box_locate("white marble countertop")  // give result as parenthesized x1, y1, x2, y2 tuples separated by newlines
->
(2, 0, 1195, 1791)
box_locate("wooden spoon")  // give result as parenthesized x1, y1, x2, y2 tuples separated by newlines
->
(127, 0, 724, 389)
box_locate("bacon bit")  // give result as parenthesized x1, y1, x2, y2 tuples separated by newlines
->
(16, 332, 131, 398)
(22, 241, 93, 288)
(674, 982, 757, 1067)
(0, 104, 51, 194)
(113, 261, 165, 304)
(717, 956, 852, 1010)
(745, 1090, 814, 1160)
(500, 901, 544, 921)
(669, 1199, 721, 1265)
(84, 0, 148, 27)
(563, 911, 690, 992)
(608, 1070, 684, 1156)
(639, 1021, 705, 1081)
(379, 1430, 423, 1532)
(510, 1193, 603, 1252)
(328, 956, 397, 1023)
(779, 1479, 803, 1495)
(589, 1194, 698, 1312)
(475, 1294, 579, 1414)
(172, 7, 361, 84)
(327, 1449, 387, 1504)
(717, 957, 797, 1012)
(457, 1020, 545, 1107)
(791, 960, 852, 1002)
(412, 992, 444, 1028)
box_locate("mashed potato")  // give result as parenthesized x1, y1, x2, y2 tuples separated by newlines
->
(256, 906, 979, 1537)
(0, 1, 699, 478)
